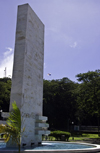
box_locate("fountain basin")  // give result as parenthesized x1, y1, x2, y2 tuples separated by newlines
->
(0, 141, 100, 153)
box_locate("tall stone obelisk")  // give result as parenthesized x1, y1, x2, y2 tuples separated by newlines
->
(9, 3, 49, 147)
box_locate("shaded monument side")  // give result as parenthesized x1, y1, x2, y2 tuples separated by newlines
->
(6, 4, 29, 148)
(10, 4, 28, 111)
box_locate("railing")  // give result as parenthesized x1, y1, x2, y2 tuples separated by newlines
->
(74, 125, 100, 133)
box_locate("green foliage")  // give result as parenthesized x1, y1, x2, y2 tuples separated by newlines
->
(49, 130, 71, 141)
(6, 101, 21, 135)
(76, 70, 100, 83)
(76, 69, 100, 126)
(0, 101, 24, 153)
(1, 69, 100, 131)
(71, 133, 100, 140)
(43, 77, 78, 130)
(0, 78, 11, 111)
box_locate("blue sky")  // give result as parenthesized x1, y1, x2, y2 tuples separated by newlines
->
(0, 0, 100, 82)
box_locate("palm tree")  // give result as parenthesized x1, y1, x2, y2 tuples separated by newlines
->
(0, 101, 24, 153)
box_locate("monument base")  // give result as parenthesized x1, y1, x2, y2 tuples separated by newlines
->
(1, 112, 50, 147)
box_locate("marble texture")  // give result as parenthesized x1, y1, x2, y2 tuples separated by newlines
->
(8, 3, 49, 147)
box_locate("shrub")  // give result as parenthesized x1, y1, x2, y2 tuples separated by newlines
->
(49, 130, 71, 141)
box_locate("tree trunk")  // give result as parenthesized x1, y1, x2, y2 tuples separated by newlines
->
(18, 144, 20, 153)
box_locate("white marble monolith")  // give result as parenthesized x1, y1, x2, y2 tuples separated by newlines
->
(7, 3, 50, 147)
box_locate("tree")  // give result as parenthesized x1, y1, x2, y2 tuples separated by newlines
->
(76, 70, 100, 129)
(0, 101, 24, 153)
(43, 77, 78, 130)
(0, 78, 11, 112)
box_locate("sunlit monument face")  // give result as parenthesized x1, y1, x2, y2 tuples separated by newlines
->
(8, 3, 49, 147)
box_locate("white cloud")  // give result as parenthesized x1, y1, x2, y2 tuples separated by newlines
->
(0, 47, 14, 78)
(70, 42, 77, 48)
(4, 47, 13, 56)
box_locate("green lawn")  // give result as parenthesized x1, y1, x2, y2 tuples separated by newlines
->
(43, 133, 100, 141)
(69, 133, 100, 141)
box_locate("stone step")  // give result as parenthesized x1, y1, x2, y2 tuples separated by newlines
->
(35, 123, 49, 128)
(1, 112, 9, 118)
(35, 130, 50, 135)
(35, 116, 48, 122)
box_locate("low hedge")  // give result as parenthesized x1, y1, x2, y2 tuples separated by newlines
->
(49, 130, 71, 141)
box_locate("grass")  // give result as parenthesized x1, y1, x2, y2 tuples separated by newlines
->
(1, 133, 100, 141)
(42, 133, 100, 141)
(69, 133, 100, 141)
